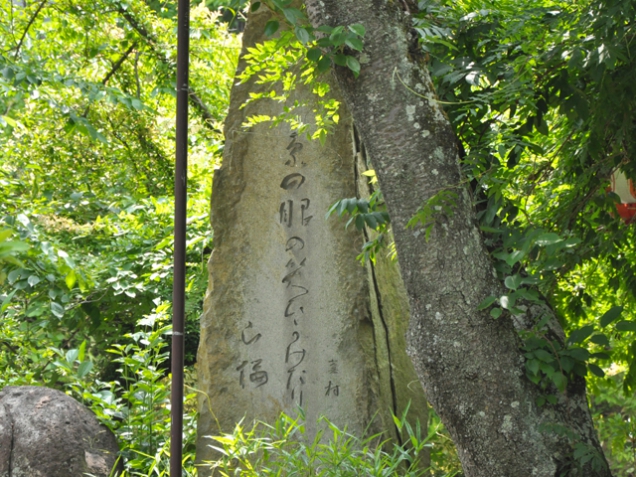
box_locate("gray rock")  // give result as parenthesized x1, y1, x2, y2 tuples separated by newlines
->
(0, 386, 121, 477)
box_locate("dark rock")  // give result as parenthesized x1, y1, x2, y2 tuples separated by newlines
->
(0, 385, 121, 477)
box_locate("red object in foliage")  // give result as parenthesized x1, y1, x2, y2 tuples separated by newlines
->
(614, 203, 636, 223)
(610, 170, 636, 223)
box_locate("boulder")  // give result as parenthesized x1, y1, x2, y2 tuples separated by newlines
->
(0, 385, 121, 477)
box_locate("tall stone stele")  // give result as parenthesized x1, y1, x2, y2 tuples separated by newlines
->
(196, 6, 428, 473)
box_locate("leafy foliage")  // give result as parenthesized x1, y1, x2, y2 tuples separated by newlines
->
(207, 408, 454, 476)
(237, 1, 365, 142)
(0, 1, 238, 472)
(406, 190, 459, 242)
(0, 0, 240, 381)
(327, 187, 393, 263)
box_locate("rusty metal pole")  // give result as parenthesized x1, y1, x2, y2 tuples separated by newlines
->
(171, 0, 189, 472)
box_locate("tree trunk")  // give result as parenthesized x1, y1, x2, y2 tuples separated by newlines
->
(303, 1, 611, 476)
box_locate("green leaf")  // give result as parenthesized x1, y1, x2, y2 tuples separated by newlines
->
(567, 325, 595, 345)
(526, 358, 540, 375)
(600, 306, 623, 327)
(490, 307, 502, 318)
(346, 56, 360, 76)
(477, 296, 496, 310)
(500, 294, 516, 310)
(345, 198, 357, 213)
(348, 23, 366, 37)
(65, 270, 77, 290)
(330, 25, 345, 36)
(345, 37, 364, 51)
(588, 363, 605, 378)
(82, 122, 108, 143)
(264, 20, 280, 37)
(494, 250, 525, 267)
(551, 372, 567, 392)
(307, 48, 322, 62)
(1, 290, 17, 314)
(560, 356, 575, 373)
(78, 340, 87, 362)
(251, 1, 261, 11)
(589, 334, 610, 347)
(282, 7, 304, 25)
(333, 54, 347, 66)
(7, 268, 24, 283)
(534, 349, 554, 362)
(567, 347, 590, 361)
(504, 274, 523, 290)
(295, 26, 310, 44)
(77, 360, 93, 378)
(27, 274, 41, 287)
(1, 115, 17, 128)
(51, 302, 65, 318)
(330, 32, 346, 47)
(66, 348, 79, 364)
(317, 56, 331, 72)
(316, 25, 334, 34)
(615, 320, 636, 332)
(0, 240, 29, 258)
(364, 214, 378, 229)
(535, 233, 563, 246)
(506, 250, 525, 266)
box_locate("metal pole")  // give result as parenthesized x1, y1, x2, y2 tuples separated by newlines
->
(171, 0, 189, 472)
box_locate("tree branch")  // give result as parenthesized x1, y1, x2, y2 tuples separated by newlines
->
(187, 89, 220, 130)
(102, 41, 138, 86)
(117, 7, 222, 134)
(14, 0, 48, 58)
(83, 41, 138, 117)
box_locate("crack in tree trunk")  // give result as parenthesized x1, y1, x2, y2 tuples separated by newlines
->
(353, 127, 400, 427)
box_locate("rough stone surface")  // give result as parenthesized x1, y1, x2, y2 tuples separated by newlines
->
(195, 6, 427, 473)
(0, 386, 121, 477)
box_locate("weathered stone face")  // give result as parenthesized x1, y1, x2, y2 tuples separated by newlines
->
(0, 386, 121, 477)
(195, 6, 428, 473)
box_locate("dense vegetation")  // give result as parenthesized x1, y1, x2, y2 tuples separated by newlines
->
(0, 0, 238, 473)
(1, 0, 636, 475)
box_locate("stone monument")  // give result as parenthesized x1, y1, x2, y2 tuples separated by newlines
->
(196, 7, 428, 472)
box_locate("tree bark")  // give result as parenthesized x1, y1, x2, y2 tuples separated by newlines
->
(303, 1, 611, 476)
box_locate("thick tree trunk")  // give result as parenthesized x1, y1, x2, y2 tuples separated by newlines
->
(304, 1, 611, 476)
